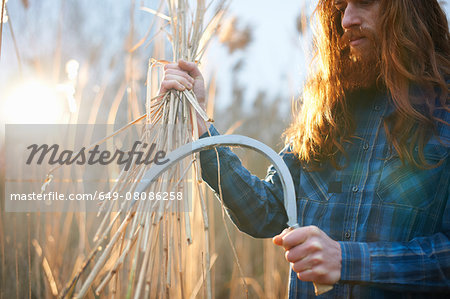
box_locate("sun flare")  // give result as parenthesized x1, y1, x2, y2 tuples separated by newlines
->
(1, 80, 67, 124)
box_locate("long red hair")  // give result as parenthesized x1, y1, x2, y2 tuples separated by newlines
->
(285, 0, 450, 169)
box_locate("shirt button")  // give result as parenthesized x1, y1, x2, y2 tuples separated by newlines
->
(374, 105, 381, 111)
(363, 143, 369, 150)
(344, 231, 351, 240)
(352, 186, 359, 193)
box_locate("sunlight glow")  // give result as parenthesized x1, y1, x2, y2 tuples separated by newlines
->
(1, 80, 67, 124)
(65, 59, 79, 81)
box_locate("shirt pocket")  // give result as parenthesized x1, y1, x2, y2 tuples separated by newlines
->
(299, 170, 335, 203)
(375, 143, 448, 209)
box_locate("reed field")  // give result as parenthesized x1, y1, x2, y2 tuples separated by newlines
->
(0, 0, 303, 298)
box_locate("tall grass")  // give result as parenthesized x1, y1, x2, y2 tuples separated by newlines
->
(0, 1, 292, 298)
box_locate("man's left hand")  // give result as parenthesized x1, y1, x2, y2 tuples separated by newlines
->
(273, 225, 342, 284)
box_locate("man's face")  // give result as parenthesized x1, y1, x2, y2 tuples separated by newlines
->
(335, 0, 381, 60)
(334, 0, 382, 89)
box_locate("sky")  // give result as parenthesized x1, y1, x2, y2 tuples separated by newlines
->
(203, 0, 314, 112)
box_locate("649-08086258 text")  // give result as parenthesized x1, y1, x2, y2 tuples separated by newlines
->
(9, 191, 184, 201)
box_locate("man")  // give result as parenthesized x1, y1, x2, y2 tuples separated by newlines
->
(159, 0, 449, 297)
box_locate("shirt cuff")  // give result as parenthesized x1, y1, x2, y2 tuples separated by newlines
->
(339, 241, 371, 283)
(199, 124, 224, 166)
(199, 124, 219, 139)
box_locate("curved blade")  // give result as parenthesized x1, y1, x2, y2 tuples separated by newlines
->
(135, 135, 298, 227)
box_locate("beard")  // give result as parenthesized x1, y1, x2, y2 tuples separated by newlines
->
(338, 27, 381, 92)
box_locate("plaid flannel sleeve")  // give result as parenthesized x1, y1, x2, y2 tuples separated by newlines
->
(198, 125, 290, 238)
(339, 175, 450, 291)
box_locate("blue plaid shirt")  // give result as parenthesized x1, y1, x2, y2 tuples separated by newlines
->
(199, 88, 450, 298)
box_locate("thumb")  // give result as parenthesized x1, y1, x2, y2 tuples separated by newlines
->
(178, 60, 203, 79)
(273, 228, 290, 246)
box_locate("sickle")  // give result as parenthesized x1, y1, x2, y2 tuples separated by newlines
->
(135, 134, 332, 295)
(136, 134, 298, 226)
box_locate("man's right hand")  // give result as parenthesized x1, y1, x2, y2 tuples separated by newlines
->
(159, 60, 209, 136)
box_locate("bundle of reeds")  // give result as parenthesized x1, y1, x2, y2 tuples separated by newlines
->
(59, 1, 229, 298)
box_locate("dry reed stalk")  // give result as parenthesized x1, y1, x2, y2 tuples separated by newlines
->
(14, 215, 19, 299)
(32, 239, 59, 296)
(27, 214, 31, 299)
(0, 207, 5, 299)
(4, 5, 23, 75)
(0, 0, 6, 60)
(264, 240, 275, 298)
(209, 133, 249, 296)
(76, 211, 137, 297)
(189, 253, 217, 299)
(56, 1, 235, 298)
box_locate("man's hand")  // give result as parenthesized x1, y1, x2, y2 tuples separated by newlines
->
(273, 225, 342, 285)
(159, 60, 208, 136)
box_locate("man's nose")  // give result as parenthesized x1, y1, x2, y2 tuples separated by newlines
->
(341, 4, 362, 30)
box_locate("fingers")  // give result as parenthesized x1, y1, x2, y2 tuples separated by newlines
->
(280, 226, 320, 250)
(160, 80, 187, 94)
(285, 239, 323, 263)
(166, 69, 195, 83)
(296, 267, 328, 282)
(275, 226, 342, 285)
(165, 74, 193, 89)
(159, 60, 206, 106)
(290, 252, 324, 273)
(160, 63, 195, 94)
(178, 60, 203, 80)
(273, 228, 290, 246)
(163, 60, 202, 79)
(273, 226, 316, 249)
